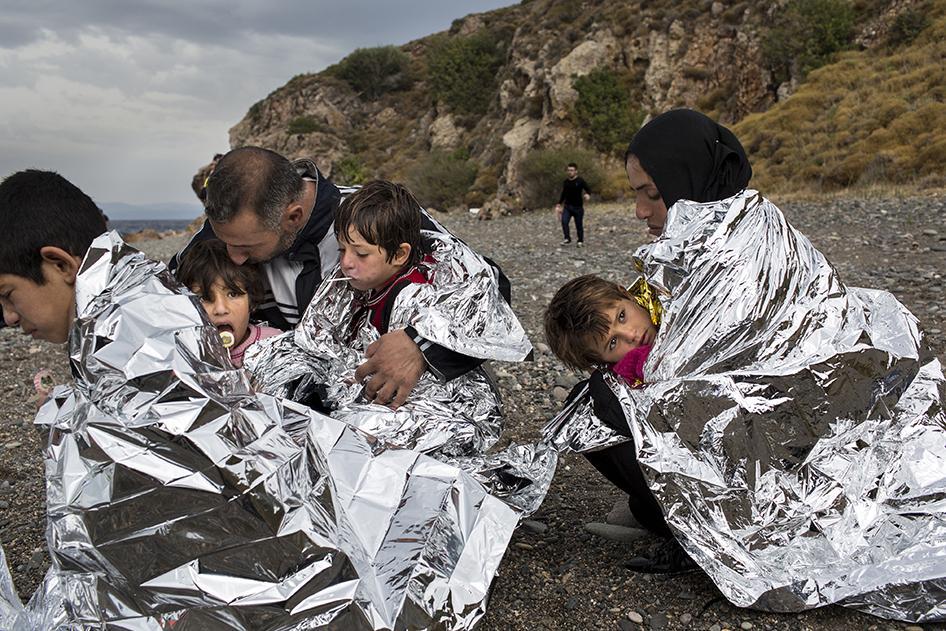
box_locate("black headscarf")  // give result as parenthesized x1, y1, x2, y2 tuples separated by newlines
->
(626, 109, 752, 208)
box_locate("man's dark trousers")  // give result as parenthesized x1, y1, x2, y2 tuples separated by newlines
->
(561, 204, 584, 242)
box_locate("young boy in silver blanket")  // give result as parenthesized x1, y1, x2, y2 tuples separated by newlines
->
(0, 169, 551, 630)
(246, 180, 533, 458)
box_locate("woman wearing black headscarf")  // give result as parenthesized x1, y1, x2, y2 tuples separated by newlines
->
(624, 108, 753, 237)
(576, 110, 755, 574)
(556, 108, 946, 619)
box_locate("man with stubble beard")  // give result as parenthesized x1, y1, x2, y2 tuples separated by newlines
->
(171, 146, 509, 408)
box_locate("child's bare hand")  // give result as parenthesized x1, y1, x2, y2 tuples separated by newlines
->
(32, 368, 54, 409)
(354, 329, 425, 409)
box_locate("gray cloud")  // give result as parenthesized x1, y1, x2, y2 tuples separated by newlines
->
(0, 1, 507, 50)
(0, 1, 511, 208)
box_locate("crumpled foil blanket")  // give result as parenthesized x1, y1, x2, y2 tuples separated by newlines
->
(544, 190, 946, 623)
(0, 231, 554, 630)
(246, 227, 554, 516)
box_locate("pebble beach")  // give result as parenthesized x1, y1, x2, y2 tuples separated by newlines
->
(1, 195, 944, 630)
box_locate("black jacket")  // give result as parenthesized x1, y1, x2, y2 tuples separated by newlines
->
(559, 176, 591, 208)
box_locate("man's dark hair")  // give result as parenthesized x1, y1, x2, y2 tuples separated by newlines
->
(205, 147, 305, 230)
(334, 180, 423, 267)
(544, 275, 632, 371)
(0, 169, 107, 284)
(567, 162, 578, 169)
(175, 239, 264, 307)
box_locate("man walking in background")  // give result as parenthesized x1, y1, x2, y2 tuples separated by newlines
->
(554, 162, 591, 247)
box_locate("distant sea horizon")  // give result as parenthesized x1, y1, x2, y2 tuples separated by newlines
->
(109, 218, 195, 236)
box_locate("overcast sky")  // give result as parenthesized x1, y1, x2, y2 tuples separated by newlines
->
(0, 1, 512, 211)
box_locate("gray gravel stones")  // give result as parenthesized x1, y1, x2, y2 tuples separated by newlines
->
(132, 233, 189, 263)
(1, 195, 943, 630)
(584, 522, 650, 543)
(606, 499, 641, 528)
(521, 520, 549, 535)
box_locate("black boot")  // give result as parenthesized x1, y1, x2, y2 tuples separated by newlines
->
(625, 537, 699, 575)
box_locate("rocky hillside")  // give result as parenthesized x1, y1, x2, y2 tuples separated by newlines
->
(222, 0, 938, 209)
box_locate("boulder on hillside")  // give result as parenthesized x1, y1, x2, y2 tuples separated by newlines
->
(477, 194, 522, 220)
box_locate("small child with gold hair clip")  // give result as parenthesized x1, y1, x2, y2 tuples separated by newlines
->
(543, 274, 680, 551)
(543, 274, 661, 386)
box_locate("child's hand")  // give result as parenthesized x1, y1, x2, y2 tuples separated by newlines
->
(32, 368, 54, 409)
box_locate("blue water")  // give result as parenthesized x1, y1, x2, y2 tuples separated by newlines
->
(109, 219, 194, 236)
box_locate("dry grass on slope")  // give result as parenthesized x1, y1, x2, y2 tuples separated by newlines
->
(735, 2, 946, 195)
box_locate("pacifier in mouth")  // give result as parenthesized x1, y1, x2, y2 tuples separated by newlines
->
(219, 330, 235, 348)
(33, 368, 54, 396)
(216, 323, 235, 348)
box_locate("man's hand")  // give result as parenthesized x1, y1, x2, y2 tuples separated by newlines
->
(554, 203, 563, 218)
(354, 329, 426, 408)
(583, 192, 591, 201)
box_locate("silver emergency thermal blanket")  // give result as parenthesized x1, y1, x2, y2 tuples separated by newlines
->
(544, 190, 946, 623)
(0, 231, 552, 630)
(246, 227, 553, 516)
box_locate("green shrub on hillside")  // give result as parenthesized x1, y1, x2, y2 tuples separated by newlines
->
(762, 0, 856, 84)
(546, 1, 582, 25)
(887, 7, 930, 47)
(328, 46, 413, 100)
(427, 31, 507, 115)
(407, 149, 477, 210)
(467, 163, 501, 206)
(573, 68, 645, 155)
(248, 100, 263, 123)
(334, 155, 368, 185)
(287, 116, 325, 135)
(519, 148, 604, 209)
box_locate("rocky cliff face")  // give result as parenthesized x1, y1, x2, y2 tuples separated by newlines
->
(224, 0, 909, 207)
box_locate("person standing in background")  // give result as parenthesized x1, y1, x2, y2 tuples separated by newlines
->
(554, 162, 591, 247)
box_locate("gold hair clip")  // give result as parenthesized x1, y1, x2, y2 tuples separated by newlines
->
(627, 277, 664, 327)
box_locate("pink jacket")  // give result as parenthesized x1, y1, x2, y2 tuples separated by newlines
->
(230, 324, 282, 367)
(611, 344, 652, 388)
